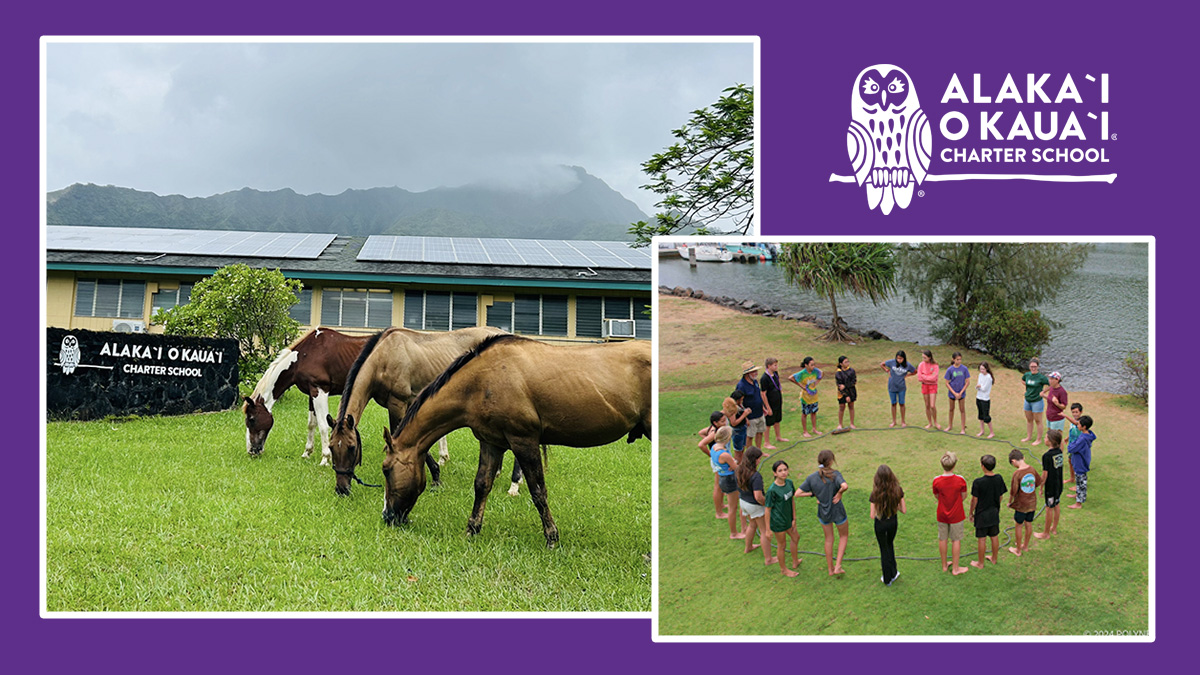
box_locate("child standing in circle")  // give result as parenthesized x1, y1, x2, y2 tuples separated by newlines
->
(1065, 414, 1096, 509)
(723, 390, 751, 461)
(698, 410, 728, 519)
(917, 349, 941, 430)
(835, 355, 858, 430)
(1034, 429, 1065, 540)
(760, 358, 788, 449)
(975, 362, 995, 438)
(764, 460, 801, 577)
(736, 446, 776, 566)
(944, 352, 971, 435)
(1041, 371, 1069, 447)
(880, 350, 917, 427)
(796, 449, 849, 576)
(869, 464, 906, 586)
(789, 356, 824, 437)
(932, 451, 970, 575)
(1006, 448, 1043, 556)
(968, 454, 1006, 569)
(1021, 358, 1050, 446)
(709, 425, 745, 539)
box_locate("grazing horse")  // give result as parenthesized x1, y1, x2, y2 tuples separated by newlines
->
(327, 325, 510, 496)
(379, 334, 652, 548)
(242, 328, 373, 463)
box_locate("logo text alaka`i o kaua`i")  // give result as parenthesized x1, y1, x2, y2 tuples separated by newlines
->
(835, 65, 1115, 214)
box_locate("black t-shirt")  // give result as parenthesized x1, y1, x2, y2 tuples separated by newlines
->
(971, 474, 1008, 529)
(1042, 448, 1065, 500)
(738, 471, 764, 504)
(836, 367, 857, 390)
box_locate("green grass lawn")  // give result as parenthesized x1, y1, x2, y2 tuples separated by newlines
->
(657, 297, 1149, 636)
(46, 393, 650, 612)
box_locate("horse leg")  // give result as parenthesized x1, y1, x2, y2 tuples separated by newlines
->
(424, 451, 441, 487)
(513, 440, 557, 548)
(302, 397, 317, 458)
(437, 435, 449, 467)
(467, 442, 505, 536)
(311, 389, 332, 465)
(507, 454, 523, 497)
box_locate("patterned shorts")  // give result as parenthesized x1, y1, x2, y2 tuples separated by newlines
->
(802, 401, 819, 416)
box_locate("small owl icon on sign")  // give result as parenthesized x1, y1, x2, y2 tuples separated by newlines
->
(846, 64, 933, 214)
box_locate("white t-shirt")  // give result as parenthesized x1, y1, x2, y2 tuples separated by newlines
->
(976, 373, 993, 401)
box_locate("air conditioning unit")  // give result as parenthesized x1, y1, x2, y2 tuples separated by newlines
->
(603, 319, 636, 340)
(112, 319, 146, 333)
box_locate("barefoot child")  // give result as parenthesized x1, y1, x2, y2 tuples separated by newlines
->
(709, 425, 745, 539)
(968, 454, 1007, 569)
(869, 464, 906, 586)
(944, 352, 970, 434)
(796, 449, 849, 576)
(881, 350, 917, 427)
(736, 446, 775, 565)
(1042, 371, 1069, 447)
(932, 452, 970, 575)
(1034, 429, 1065, 539)
(835, 355, 858, 430)
(917, 350, 941, 430)
(789, 357, 824, 437)
(764, 460, 801, 577)
(1007, 449, 1043, 555)
(698, 411, 728, 519)
(760, 358, 788, 449)
(1064, 402, 1083, 484)
(722, 390, 751, 461)
(1065, 415, 1096, 509)
(975, 362, 994, 438)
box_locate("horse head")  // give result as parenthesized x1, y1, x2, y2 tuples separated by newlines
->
(243, 395, 274, 455)
(327, 413, 363, 496)
(380, 426, 428, 526)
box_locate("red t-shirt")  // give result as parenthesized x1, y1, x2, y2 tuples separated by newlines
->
(932, 474, 968, 523)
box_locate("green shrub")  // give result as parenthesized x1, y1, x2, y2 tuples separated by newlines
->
(1122, 349, 1149, 404)
(966, 302, 1051, 368)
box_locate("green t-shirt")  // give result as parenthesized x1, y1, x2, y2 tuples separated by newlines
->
(1023, 371, 1050, 403)
(765, 478, 796, 533)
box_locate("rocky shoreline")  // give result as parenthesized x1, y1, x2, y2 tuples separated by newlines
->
(659, 285, 891, 342)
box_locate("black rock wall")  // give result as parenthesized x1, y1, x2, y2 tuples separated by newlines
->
(47, 328, 239, 421)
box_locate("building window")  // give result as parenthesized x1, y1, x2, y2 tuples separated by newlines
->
(486, 301, 513, 333)
(575, 296, 603, 338)
(151, 282, 193, 316)
(575, 295, 651, 340)
(514, 294, 568, 336)
(289, 288, 313, 324)
(74, 279, 145, 318)
(321, 289, 391, 328)
(403, 291, 477, 331)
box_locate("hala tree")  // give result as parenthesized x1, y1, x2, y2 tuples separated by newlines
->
(153, 264, 302, 383)
(777, 243, 897, 342)
(630, 84, 754, 245)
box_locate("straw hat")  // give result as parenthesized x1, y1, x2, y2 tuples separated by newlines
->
(741, 361, 760, 375)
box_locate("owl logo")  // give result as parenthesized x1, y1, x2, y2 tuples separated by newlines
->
(59, 335, 81, 375)
(847, 64, 933, 214)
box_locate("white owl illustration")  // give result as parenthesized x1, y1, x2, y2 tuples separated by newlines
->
(59, 335, 81, 374)
(847, 64, 933, 215)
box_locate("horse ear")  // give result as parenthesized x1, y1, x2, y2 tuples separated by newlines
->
(345, 414, 356, 430)
(382, 426, 390, 442)
(243, 396, 255, 409)
(326, 414, 336, 429)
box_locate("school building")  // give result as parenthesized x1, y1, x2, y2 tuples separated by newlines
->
(46, 226, 652, 342)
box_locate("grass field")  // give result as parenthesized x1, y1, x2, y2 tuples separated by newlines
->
(46, 393, 650, 612)
(657, 296, 1150, 636)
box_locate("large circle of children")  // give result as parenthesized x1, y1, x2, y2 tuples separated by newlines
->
(696, 352, 1098, 585)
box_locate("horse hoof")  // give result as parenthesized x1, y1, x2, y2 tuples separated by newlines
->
(507, 485, 520, 497)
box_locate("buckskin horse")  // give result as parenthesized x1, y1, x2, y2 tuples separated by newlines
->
(327, 325, 514, 496)
(243, 328, 373, 463)
(379, 333, 651, 548)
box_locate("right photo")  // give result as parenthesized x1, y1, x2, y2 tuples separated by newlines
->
(654, 237, 1151, 638)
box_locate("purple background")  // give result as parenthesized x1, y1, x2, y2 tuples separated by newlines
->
(8, 1, 1183, 669)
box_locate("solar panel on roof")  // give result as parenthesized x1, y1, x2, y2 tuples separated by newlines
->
(356, 235, 650, 269)
(47, 226, 337, 259)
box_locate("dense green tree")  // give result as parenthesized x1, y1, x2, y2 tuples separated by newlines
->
(630, 85, 754, 245)
(777, 243, 897, 342)
(896, 242, 1091, 364)
(153, 264, 302, 382)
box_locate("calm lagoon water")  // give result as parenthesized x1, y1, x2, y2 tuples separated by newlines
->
(660, 243, 1148, 394)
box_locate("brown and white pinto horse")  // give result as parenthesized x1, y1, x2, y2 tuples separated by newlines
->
(379, 334, 651, 547)
(327, 325, 506, 495)
(242, 328, 375, 463)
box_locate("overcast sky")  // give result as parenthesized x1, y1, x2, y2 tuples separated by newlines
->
(45, 40, 754, 216)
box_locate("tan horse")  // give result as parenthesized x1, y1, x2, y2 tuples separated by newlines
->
(379, 334, 651, 547)
(327, 325, 505, 495)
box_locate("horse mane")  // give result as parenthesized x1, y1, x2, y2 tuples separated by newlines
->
(252, 343, 302, 400)
(394, 332, 527, 434)
(336, 328, 393, 419)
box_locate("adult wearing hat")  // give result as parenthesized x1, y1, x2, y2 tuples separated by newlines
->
(736, 361, 772, 451)
(1042, 371, 1069, 446)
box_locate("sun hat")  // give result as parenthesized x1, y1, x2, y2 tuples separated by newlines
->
(741, 361, 760, 375)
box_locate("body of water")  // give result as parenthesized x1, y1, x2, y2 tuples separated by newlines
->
(660, 243, 1149, 394)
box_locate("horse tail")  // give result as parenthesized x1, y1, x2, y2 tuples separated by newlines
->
(337, 328, 391, 419)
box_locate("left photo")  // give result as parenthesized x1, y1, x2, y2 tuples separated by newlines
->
(42, 38, 756, 613)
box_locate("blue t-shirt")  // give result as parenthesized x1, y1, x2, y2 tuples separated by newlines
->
(735, 377, 765, 419)
(944, 364, 969, 398)
(709, 445, 734, 476)
(884, 359, 917, 393)
(1067, 430, 1095, 473)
